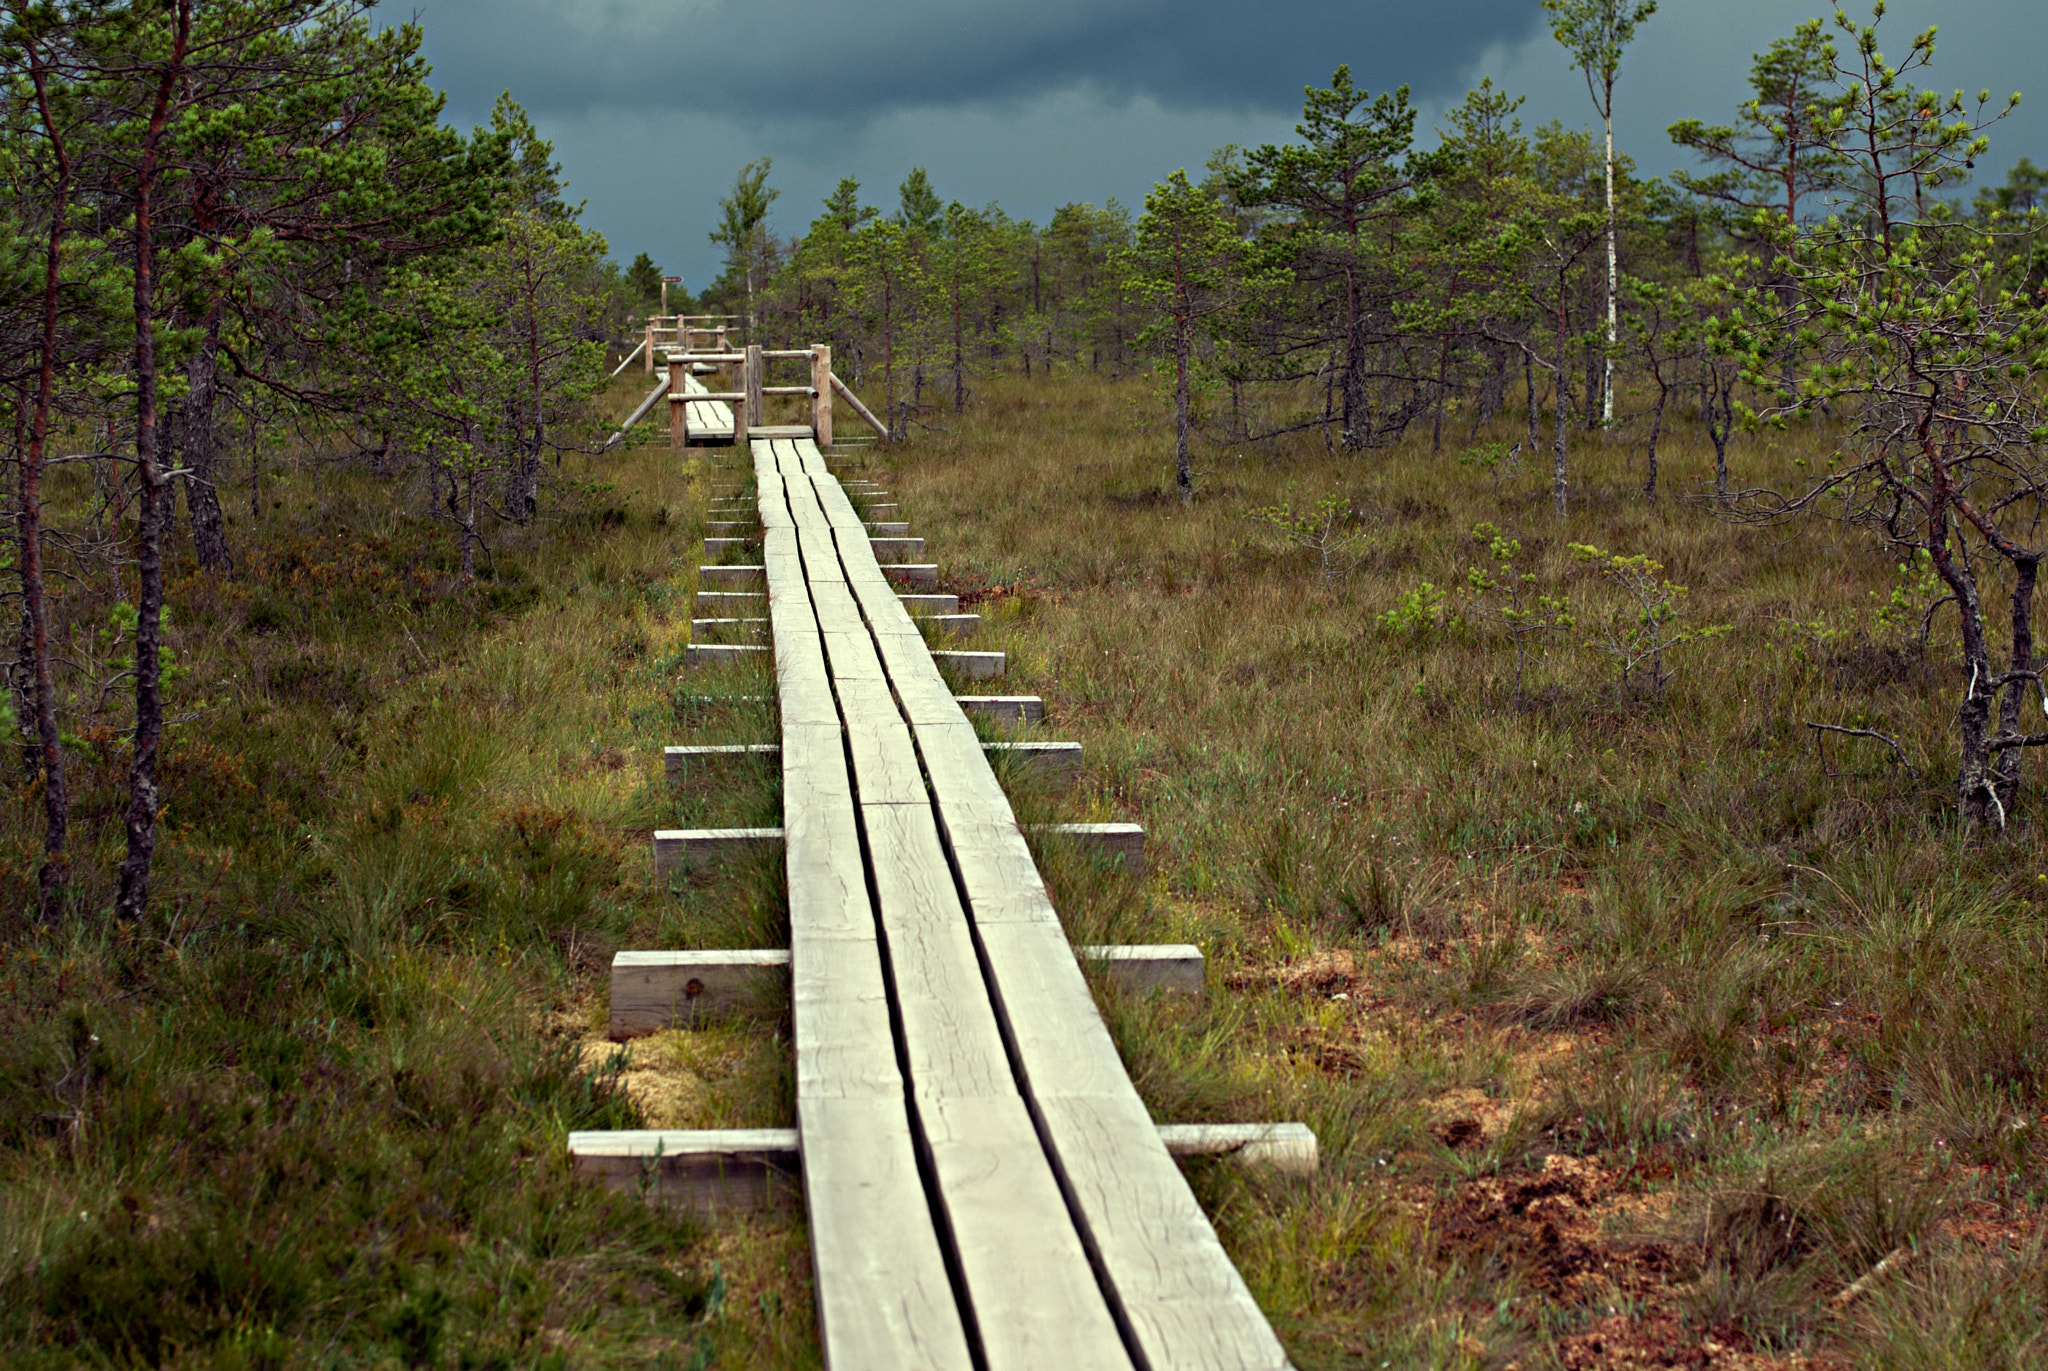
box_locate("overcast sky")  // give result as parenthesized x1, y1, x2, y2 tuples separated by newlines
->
(402, 0, 2048, 288)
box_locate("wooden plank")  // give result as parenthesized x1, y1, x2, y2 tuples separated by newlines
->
(1032, 1093, 1295, 1371)
(933, 649, 1005, 680)
(860, 802, 1015, 1097)
(663, 743, 779, 780)
(837, 684, 927, 805)
(652, 826, 783, 878)
(569, 1129, 799, 1217)
(698, 564, 764, 587)
(799, 1097, 975, 1371)
(684, 643, 769, 668)
(869, 536, 926, 559)
(957, 695, 1044, 724)
(762, 442, 976, 1370)
(1079, 944, 1204, 997)
(864, 521, 911, 536)
(882, 563, 939, 589)
(607, 950, 788, 1035)
(695, 591, 764, 614)
(898, 593, 959, 614)
(1037, 822, 1146, 875)
(986, 740, 1081, 788)
(1154, 1123, 1318, 1174)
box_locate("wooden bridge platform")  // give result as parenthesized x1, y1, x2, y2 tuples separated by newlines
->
(576, 436, 1293, 1370)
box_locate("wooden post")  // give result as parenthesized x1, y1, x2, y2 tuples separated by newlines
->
(731, 350, 750, 449)
(644, 317, 655, 374)
(745, 344, 764, 428)
(812, 343, 833, 447)
(669, 359, 686, 449)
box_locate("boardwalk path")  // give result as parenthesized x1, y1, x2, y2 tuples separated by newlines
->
(588, 430, 1294, 1370)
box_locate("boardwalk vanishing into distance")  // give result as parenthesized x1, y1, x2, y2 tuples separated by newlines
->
(573, 336, 1310, 1370)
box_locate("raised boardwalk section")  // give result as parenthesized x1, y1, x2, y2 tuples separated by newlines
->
(578, 430, 1293, 1369)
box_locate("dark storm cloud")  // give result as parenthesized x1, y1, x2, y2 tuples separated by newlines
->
(409, 0, 1546, 126)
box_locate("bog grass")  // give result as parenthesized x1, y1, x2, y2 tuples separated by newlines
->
(4, 367, 2047, 1368)
(873, 374, 2048, 1367)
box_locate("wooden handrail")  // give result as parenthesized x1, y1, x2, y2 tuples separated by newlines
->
(829, 372, 890, 441)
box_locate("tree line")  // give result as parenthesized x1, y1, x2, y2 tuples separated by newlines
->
(0, 0, 633, 924)
(678, 3, 2048, 829)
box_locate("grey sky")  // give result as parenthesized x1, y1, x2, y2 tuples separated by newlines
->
(403, 0, 2048, 287)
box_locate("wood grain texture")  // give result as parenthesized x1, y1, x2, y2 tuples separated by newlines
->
(1036, 1094, 1293, 1371)
(859, 801, 1015, 1098)
(916, 1093, 1134, 1371)
(799, 1097, 975, 1371)
(608, 950, 789, 1035)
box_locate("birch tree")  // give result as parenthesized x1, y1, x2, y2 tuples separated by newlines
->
(1544, 0, 1657, 426)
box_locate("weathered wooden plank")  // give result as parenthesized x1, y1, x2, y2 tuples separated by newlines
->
(607, 950, 788, 1035)
(698, 564, 764, 587)
(881, 563, 939, 589)
(663, 743, 779, 780)
(695, 590, 764, 614)
(837, 683, 927, 805)
(986, 740, 1082, 788)
(859, 802, 1015, 1097)
(652, 827, 784, 878)
(957, 695, 1045, 724)
(933, 649, 1005, 680)
(897, 592, 960, 614)
(1037, 822, 1147, 875)
(684, 643, 770, 668)
(691, 617, 768, 642)
(762, 447, 976, 1371)
(869, 536, 926, 559)
(799, 1097, 976, 1371)
(1033, 1093, 1295, 1371)
(863, 521, 911, 536)
(915, 1094, 1134, 1371)
(569, 1129, 799, 1217)
(1080, 944, 1204, 997)
(1154, 1122, 1318, 1174)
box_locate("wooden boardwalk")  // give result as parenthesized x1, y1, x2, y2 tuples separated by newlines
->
(580, 434, 1294, 1370)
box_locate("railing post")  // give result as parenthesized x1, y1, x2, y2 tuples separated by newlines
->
(644, 316, 655, 374)
(811, 344, 833, 448)
(669, 358, 686, 450)
(745, 344, 764, 428)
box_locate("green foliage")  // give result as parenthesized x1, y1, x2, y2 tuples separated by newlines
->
(1249, 490, 1369, 583)
(1464, 523, 1572, 700)
(1568, 542, 1728, 698)
(1380, 581, 1450, 637)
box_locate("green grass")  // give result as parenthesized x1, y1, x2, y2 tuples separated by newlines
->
(7, 369, 2048, 1368)
(868, 373, 2048, 1368)
(0, 429, 812, 1368)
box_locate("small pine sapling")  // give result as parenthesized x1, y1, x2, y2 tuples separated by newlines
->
(1251, 490, 1372, 583)
(1568, 543, 1727, 699)
(1380, 582, 1451, 637)
(1464, 523, 1572, 702)
(1459, 441, 1525, 498)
